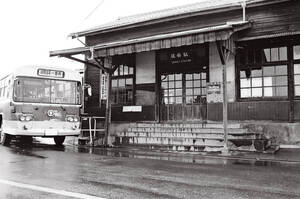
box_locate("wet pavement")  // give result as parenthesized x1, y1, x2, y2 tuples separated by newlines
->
(0, 138, 300, 199)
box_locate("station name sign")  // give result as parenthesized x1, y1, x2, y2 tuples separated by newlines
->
(169, 51, 192, 64)
(37, 69, 65, 78)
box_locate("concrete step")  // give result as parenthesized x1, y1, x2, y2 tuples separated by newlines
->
(129, 122, 242, 129)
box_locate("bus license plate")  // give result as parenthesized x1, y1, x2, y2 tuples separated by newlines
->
(45, 129, 58, 136)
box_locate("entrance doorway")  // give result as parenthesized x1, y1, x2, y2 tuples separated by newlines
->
(160, 71, 207, 121)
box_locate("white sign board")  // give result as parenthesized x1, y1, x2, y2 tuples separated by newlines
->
(122, 106, 142, 112)
(100, 73, 107, 100)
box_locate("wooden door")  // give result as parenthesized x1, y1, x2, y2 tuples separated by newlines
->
(160, 72, 207, 121)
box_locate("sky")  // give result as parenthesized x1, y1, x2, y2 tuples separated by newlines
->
(0, 0, 205, 76)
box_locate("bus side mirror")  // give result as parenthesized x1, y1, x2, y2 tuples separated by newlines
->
(84, 84, 92, 97)
(87, 87, 92, 97)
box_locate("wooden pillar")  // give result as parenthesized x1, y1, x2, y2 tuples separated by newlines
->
(104, 57, 112, 146)
(288, 44, 295, 123)
(216, 40, 230, 153)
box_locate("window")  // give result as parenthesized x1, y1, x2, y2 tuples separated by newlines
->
(13, 77, 81, 104)
(161, 72, 207, 105)
(238, 45, 288, 99)
(111, 55, 135, 105)
(294, 45, 300, 96)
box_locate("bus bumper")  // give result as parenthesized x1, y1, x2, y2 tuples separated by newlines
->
(2, 120, 80, 137)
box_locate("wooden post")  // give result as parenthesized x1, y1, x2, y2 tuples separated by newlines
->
(222, 61, 228, 150)
(104, 57, 112, 146)
(216, 40, 230, 154)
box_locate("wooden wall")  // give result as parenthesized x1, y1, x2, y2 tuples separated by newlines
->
(207, 101, 290, 121)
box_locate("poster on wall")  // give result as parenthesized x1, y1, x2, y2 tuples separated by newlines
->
(207, 82, 223, 103)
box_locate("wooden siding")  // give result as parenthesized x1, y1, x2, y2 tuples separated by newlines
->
(86, 1, 300, 47)
(208, 101, 290, 121)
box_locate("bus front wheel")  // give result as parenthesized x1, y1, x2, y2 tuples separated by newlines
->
(0, 132, 12, 146)
(54, 136, 65, 146)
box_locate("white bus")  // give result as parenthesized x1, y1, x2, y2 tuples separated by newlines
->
(0, 66, 82, 146)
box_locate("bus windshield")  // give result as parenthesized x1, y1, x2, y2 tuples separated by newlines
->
(13, 77, 81, 105)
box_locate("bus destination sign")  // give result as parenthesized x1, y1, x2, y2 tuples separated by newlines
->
(37, 69, 65, 78)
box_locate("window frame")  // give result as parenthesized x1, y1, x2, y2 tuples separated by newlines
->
(111, 54, 136, 106)
(236, 42, 290, 101)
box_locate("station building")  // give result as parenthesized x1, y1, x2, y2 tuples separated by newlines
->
(51, 0, 300, 151)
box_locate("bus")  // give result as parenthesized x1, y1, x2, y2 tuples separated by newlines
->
(0, 65, 82, 146)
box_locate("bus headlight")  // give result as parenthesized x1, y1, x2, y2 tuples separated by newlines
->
(19, 115, 26, 121)
(19, 114, 33, 122)
(66, 115, 78, 122)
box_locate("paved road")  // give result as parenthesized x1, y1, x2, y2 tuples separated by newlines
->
(0, 138, 300, 199)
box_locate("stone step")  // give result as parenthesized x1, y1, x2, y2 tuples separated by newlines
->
(129, 122, 242, 129)
(122, 137, 224, 147)
(128, 127, 250, 134)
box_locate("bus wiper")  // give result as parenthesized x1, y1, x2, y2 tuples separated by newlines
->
(60, 105, 66, 111)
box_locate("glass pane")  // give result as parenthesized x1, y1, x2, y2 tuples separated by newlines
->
(201, 73, 206, 79)
(163, 90, 168, 97)
(241, 89, 251, 98)
(112, 79, 118, 87)
(175, 89, 182, 96)
(275, 76, 287, 86)
(123, 65, 128, 75)
(175, 74, 182, 80)
(175, 81, 182, 88)
(162, 82, 168, 89)
(164, 97, 168, 104)
(113, 68, 119, 76)
(201, 80, 207, 87)
(202, 88, 207, 95)
(294, 45, 300, 60)
(294, 64, 300, 74)
(263, 77, 273, 87)
(161, 75, 168, 81)
(275, 65, 287, 75)
(263, 49, 271, 62)
(240, 79, 251, 88)
(169, 89, 175, 97)
(295, 86, 300, 96)
(119, 65, 124, 76)
(186, 74, 193, 80)
(175, 97, 182, 104)
(169, 82, 175, 89)
(252, 88, 262, 97)
(194, 73, 200, 79)
(186, 96, 193, 104)
(252, 69, 262, 77)
(194, 88, 201, 96)
(169, 74, 175, 81)
(276, 87, 287, 97)
(263, 67, 274, 76)
(294, 75, 300, 85)
(186, 89, 193, 95)
(119, 79, 125, 87)
(279, 47, 287, 61)
(240, 70, 246, 78)
(194, 80, 201, 87)
(129, 67, 134, 75)
(186, 81, 193, 88)
(264, 87, 273, 97)
(252, 78, 262, 87)
(126, 78, 133, 86)
(271, 48, 279, 62)
(169, 97, 175, 104)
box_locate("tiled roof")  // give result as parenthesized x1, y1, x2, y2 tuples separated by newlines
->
(70, 0, 287, 37)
